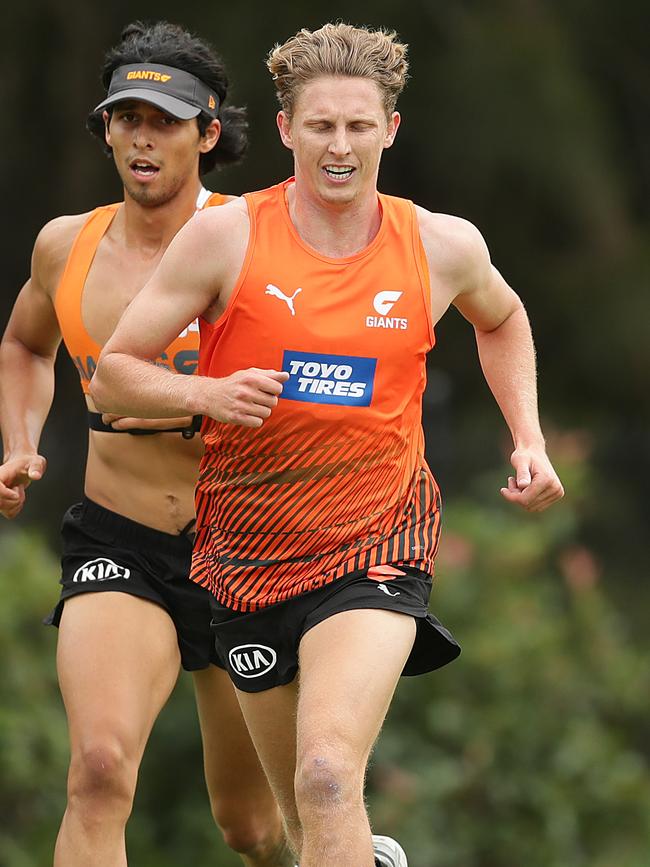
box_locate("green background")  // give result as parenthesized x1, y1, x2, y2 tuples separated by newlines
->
(1, 1, 648, 864)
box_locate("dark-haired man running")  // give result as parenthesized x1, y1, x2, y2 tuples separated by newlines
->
(0, 20, 291, 867)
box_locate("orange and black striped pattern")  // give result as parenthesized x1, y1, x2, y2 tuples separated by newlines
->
(191, 179, 441, 611)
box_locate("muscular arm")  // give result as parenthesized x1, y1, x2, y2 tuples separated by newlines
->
(418, 209, 564, 511)
(91, 205, 287, 427)
(0, 218, 76, 517)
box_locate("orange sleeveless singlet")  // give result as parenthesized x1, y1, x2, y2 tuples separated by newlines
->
(192, 179, 441, 612)
(54, 192, 227, 394)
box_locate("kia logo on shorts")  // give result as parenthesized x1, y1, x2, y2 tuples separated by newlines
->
(228, 644, 277, 678)
(72, 558, 131, 583)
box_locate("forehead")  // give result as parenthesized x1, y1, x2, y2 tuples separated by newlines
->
(294, 76, 384, 117)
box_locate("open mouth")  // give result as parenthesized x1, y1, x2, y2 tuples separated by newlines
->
(130, 160, 160, 179)
(322, 165, 355, 182)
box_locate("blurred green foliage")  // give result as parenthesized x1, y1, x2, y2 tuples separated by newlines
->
(0, 532, 68, 867)
(2, 445, 649, 866)
(371, 444, 650, 867)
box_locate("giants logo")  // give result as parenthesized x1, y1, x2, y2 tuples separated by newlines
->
(126, 70, 172, 82)
(366, 290, 408, 330)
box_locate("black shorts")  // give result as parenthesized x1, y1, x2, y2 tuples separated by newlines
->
(45, 497, 221, 671)
(210, 565, 460, 693)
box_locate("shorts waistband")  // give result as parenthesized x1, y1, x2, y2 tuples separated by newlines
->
(78, 497, 193, 556)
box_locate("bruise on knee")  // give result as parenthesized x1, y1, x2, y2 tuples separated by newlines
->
(72, 745, 126, 788)
(295, 753, 356, 809)
(65, 742, 137, 830)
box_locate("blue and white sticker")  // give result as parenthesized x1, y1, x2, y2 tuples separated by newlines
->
(281, 350, 377, 406)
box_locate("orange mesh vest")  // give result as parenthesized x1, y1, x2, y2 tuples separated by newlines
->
(192, 179, 441, 611)
(54, 192, 227, 394)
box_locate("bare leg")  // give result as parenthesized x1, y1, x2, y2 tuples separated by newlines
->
(295, 610, 415, 866)
(53, 593, 181, 867)
(193, 665, 295, 866)
(236, 609, 416, 866)
(233, 681, 301, 854)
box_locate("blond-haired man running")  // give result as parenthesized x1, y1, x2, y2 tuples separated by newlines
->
(92, 23, 564, 867)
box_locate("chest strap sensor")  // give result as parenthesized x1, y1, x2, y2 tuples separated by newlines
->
(87, 411, 202, 438)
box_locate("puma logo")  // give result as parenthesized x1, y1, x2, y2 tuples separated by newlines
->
(265, 283, 302, 316)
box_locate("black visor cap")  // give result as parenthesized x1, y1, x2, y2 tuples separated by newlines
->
(94, 63, 219, 120)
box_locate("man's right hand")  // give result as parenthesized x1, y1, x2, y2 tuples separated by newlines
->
(206, 368, 289, 428)
(0, 454, 47, 519)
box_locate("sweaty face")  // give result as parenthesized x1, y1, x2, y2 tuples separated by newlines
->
(105, 100, 212, 207)
(277, 76, 400, 207)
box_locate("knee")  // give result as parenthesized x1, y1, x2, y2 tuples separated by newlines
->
(294, 746, 363, 814)
(67, 739, 136, 813)
(214, 803, 285, 858)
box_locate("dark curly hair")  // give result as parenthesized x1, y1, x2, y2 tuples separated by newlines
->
(87, 20, 248, 174)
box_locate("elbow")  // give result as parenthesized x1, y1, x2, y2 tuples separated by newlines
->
(88, 372, 106, 410)
(475, 300, 527, 337)
(88, 376, 103, 409)
(88, 354, 113, 410)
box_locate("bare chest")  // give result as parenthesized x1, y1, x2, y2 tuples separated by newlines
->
(81, 243, 164, 347)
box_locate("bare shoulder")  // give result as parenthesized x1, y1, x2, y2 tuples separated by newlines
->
(172, 196, 250, 267)
(35, 212, 90, 259)
(415, 205, 489, 269)
(149, 196, 251, 312)
(194, 195, 249, 231)
(415, 205, 491, 292)
(33, 212, 92, 295)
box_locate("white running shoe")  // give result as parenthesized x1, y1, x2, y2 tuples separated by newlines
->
(373, 834, 408, 867)
(294, 834, 407, 866)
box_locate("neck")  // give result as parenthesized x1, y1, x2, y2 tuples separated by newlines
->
(286, 179, 381, 258)
(118, 179, 205, 254)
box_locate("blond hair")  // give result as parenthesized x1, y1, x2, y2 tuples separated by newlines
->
(267, 22, 409, 118)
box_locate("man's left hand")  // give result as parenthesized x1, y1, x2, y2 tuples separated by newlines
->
(500, 447, 564, 512)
